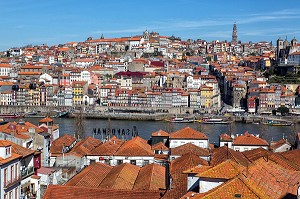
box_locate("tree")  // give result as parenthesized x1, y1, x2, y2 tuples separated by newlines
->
(277, 106, 289, 116)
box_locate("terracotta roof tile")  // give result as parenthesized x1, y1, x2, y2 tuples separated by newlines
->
(39, 117, 53, 123)
(197, 176, 261, 199)
(219, 133, 233, 142)
(233, 132, 269, 146)
(210, 146, 251, 166)
(98, 163, 140, 190)
(152, 142, 169, 151)
(161, 153, 209, 199)
(169, 127, 208, 140)
(243, 148, 300, 171)
(151, 129, 169, 137)
(240, 157, 300, 198)
(65, 162, 112, 187)
(43, 185, 162, 199)
(280, 149, 300, 168)
(133, 163, 166, 190)
(270, 139, 291, 150)
(197, 159, 245, 179)
(114, 136, 154, 157)
(70, 137, 102, 156)
(89, 137, 124, 156)
(171, 143, 210, 157)
(50, 134, 76, 154)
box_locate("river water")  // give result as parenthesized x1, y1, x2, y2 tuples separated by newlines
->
(25, 117, 299, 145)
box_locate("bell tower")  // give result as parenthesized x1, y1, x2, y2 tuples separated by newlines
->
(232, 22, 238, 44)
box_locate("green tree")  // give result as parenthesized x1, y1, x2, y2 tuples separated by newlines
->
(277, 106, 289, 116)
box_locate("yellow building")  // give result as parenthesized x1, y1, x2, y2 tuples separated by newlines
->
(200, 85, 213, 111)
(72, 81, 88, 105)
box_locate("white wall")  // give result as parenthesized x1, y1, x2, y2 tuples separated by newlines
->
(199, 178, 226, 193)
(219, 141, 232, 148)
(112, 156, 154, 167)
(233, 145, 268, 152)
(187, 174, 199, 191)
(170, 155, 210, 161)
(272, 143, 291, 153)
(169, 139, 209, 149)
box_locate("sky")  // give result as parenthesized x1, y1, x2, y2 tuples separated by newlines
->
(1, 0, 300, 51)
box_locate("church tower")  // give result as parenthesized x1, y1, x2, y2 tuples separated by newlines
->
(232, 22, 238, 44)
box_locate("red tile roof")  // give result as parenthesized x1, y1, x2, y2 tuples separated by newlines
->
(43, 185, 163, 199)
(240, 157, 300, 198)
(169, 127, 208, 140)
(98, 163, 140, 190)
(242, 148, 300, 171)
(233, 132, 269, 146)
(133, 163, 166, 190)
(197, 159, 245, 179)
(65, 162, 112, 187)
(171, 143, 210, 157)
(50, 134, 76, 155)
(270, 139, 291, 150)
(210, 146, 251, 167)
(196, 176, 261, 199)
(70, 137, 102, 156)
(219, 133, 233, 142)
(89, 137, 124, 156)
(152, 142, 169, 151)
(280, 149, 300, 168)
(162, 153, 209, 198)
(114, 136, 154, 157)
(151, 129, 169, 137)
(39, 117, 53, 123)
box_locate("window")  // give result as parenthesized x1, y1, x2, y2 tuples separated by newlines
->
(143, 160, 149, 166)
(4, 168, 7, 185)
(6, 147, 10, 155)
(15, 187, 18, 199)
(11, 165, 14, 181)
(130, 160, 136, 165)
(15, 163, 18, 178)
(117, 160, 123, 165)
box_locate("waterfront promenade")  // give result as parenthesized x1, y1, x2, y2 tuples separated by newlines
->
(2, 105, 300, 124)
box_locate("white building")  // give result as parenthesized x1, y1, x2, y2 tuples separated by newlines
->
(80, 70, 91, 84)
(232, 132, 269, 152)
(0, 140, 22, 199)
(0, 63, 12, 76)
(169, 127, 209, 149)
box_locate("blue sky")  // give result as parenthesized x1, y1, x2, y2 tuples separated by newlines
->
(1, 0, 300, 51)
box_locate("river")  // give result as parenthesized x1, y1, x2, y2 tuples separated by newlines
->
(24, 117, 299, 145)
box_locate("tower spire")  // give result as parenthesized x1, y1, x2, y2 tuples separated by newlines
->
(232, 22, 238, 44)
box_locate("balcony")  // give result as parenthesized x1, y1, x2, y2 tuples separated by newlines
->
(21, 166, 34, 178)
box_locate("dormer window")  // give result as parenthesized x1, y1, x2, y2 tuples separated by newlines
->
(6, 147, 11, 156)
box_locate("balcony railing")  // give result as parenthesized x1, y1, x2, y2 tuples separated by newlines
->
(4, 174, 22, 189)
(21, 166, 34, 178)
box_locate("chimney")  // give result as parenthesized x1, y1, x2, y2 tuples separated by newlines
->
(165, 161, 172, 190)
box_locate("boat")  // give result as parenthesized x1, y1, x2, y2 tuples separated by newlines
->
(200, 118, 229, 124)
(0, 113, 24, 119)
(57, 111, 69, 118)
(0, 118, 8, 125)
(263, 120, 292, 126)
(166, 117, 195, 123)
(25, 111, 38, 116)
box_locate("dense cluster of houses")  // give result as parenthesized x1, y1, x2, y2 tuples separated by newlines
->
(1, 30, 300, 114)
(0, 114, 300, 198)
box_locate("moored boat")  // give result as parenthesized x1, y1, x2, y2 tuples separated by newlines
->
(263, 120, 292, 126)
(166, 117, 195, 123)
(200, 118, 229, 124)
(0, 113, 24, 119)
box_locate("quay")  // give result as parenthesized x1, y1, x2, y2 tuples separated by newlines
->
(1, 105, 300, 123)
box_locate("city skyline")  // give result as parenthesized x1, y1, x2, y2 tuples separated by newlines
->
(1, 0, 300, 51)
